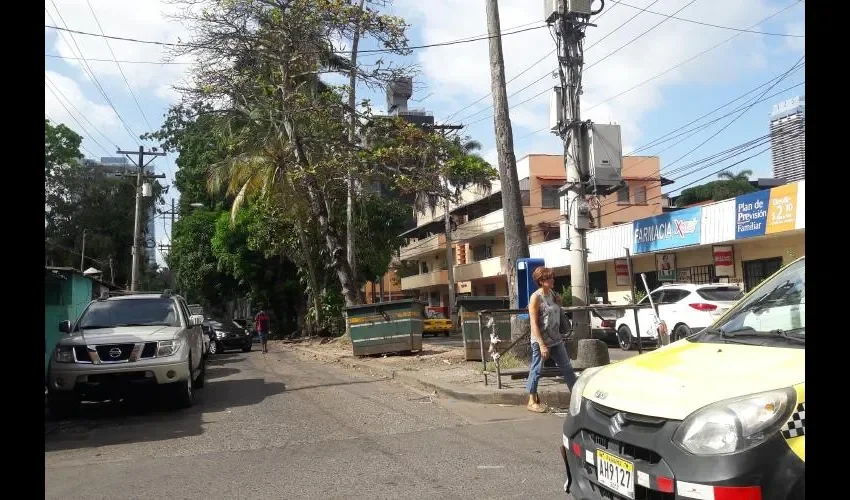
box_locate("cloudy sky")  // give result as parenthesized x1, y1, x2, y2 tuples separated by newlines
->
(45, 0, 805, 267)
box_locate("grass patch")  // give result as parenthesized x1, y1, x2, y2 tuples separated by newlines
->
(476, 352, 528, 373)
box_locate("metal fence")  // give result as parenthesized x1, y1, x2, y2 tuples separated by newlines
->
(476, 303, 660, 389)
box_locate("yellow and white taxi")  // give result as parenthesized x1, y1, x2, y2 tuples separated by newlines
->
(560, 256, 805, 500)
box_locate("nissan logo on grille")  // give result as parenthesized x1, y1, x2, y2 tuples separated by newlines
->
(109, 347, 123, 358)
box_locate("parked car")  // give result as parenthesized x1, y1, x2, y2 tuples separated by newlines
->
(189, 305, 211, 356)
(559, 257, 805, 499)
(423, 309, 452, 337)
(589, 308, 623, 345)
(614, 283, 744, 350)
(204, 317, 253, 354)
(46, 290, 207, 417)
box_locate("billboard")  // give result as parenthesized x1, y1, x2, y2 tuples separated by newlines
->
(735, 184, 799, 240)
(632, 206, 702, 254)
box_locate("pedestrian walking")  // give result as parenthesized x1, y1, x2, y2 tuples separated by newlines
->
(254, 309, 270, 354)
(526, 266, 578, 413)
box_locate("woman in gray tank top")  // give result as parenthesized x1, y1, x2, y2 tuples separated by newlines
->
(526, 266, 578, 413)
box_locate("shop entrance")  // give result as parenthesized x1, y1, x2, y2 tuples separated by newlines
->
(742, 257, 783, 291)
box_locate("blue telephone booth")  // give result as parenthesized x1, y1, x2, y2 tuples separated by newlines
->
(516, 258, 545, 319)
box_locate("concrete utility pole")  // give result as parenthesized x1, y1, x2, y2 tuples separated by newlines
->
(80, 229, 87, 272)
(485, 0, 529, 315)
(117, 146, 166, 291)
(432, 123, 464, 322)
(346, 0, 366, 298)
(549, 1, 604, 340)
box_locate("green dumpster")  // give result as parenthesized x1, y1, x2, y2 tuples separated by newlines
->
(346, 299, 425, 356)
(456, 296, 511, 361)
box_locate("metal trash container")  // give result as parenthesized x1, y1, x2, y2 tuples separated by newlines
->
(456, 296, 511, 361)
(345, 299, 425, 356)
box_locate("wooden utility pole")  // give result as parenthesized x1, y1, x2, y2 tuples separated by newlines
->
(117, 146, 166, 291)
(346, 0, 366, 302)
(485, 0, 529, 313)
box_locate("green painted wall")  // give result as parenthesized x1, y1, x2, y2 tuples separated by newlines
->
(45, 274, 93, 378)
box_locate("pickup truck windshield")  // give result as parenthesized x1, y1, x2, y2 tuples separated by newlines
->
(77, 298, 181, 330)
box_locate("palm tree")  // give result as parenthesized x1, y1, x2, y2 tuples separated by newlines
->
(717, 169, 753, 182)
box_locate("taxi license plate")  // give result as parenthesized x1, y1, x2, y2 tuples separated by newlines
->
(596, 449, 635, 499)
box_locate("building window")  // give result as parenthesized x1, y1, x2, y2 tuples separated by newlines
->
(617, 186, 630, 204)
(472, 244, 492, 261)
(541, 185, 560, 208)
(521, 189, 530, 206)
(634, 185, 647, 204)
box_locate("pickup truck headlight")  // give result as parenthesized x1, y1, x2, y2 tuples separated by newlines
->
(673, 388, 796, 455)
(157, 340, 182, 357)
(569, 366, 603, 416)
(54, 346, 74, 363)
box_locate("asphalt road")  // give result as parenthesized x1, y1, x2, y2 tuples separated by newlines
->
(45, 348, 575, 500)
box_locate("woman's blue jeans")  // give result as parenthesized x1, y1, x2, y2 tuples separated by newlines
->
(526, 341, 578, 394)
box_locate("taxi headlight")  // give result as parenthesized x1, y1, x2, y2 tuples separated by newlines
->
(569, 366, 604, 417)
(672, 388, 796, 455)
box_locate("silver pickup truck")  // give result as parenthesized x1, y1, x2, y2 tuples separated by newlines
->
(46, 290, 207, 418)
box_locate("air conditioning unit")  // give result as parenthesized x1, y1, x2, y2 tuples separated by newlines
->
(586, 123, 624, 194)
(544, 0, 594, 22)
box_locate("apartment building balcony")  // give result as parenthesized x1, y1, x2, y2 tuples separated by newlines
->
(453, 207, 557, 243)
(400, 269, 448, 291)
(454, 256, 505, 282)
(399, 233, 446, 261)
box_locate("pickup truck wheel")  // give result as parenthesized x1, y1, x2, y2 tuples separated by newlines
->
(47, 390, 79, 420)
(242, 344, 252, 352)
(171, 359, 195, 409)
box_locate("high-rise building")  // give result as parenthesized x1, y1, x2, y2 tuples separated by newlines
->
(769, 95, 805, 182)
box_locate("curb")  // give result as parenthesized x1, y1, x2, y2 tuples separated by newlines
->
(287, 345, 571, 407)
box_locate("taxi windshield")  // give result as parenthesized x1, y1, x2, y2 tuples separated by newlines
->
(696, 258, 804, 348)
(426, 310, 446, 319)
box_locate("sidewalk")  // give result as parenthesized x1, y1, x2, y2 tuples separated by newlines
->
(273, 335, 637, 408)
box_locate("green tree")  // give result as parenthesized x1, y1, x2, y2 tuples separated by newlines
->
(45, 119, 159, 286)
(675, 178, 757, 207)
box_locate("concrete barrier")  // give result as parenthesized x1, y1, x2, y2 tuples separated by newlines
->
(571, 339, 610, 370)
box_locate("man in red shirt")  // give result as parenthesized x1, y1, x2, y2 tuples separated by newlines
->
(254, 310, 270, 354)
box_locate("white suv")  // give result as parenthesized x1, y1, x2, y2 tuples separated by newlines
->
(614, 283, 744, 350)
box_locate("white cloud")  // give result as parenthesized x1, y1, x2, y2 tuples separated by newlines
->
(45, 0, 193, 95)
(45, 70, 119, 136)
(394, 0, 789, 150)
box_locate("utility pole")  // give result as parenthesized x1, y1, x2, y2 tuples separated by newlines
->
(549, 1, 604, 340)
(80, 229, 87, 272)
(117, 146, 166, 291)
(108, 255, 115, 285)
(346, 0, 366, 302)
(431, 124, 464, 323)
(485, 0, 529, 344)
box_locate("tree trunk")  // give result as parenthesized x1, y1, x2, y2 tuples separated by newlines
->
(293, 218, 323, 332)
(485, 0, 530, 353)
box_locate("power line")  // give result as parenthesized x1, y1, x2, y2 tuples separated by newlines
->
(585, 0, 699, 72)
(609, 0, 805, 38)
(442, 3, 624, 123)
(514, 1, 804, 141)
(44, 22, 549, 55)
(45, 82, 111, 156)
(46, 53, 189, 65)
(44, 73, 119, 151)
(45, 2, 140, 146)
(460, 0, 698, 127)
(85, 0, 154, 131)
